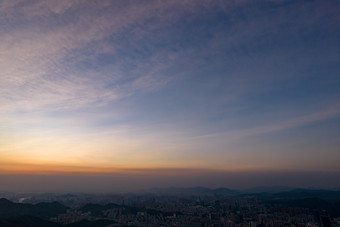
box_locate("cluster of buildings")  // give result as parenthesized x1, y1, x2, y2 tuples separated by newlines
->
(49, 195, 339, 227)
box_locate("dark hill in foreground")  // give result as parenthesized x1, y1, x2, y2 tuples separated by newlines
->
(0, 215, 115, 227)
(276, 189, 340, 201)
(0, 215, 62, 227)
(0, 198, 68, 219)
(66, 219, 115, 227)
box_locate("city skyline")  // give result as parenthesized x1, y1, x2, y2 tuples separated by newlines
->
(1, 0, 340, 192)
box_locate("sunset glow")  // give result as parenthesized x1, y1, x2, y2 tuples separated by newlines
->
(1, 0, 340, 192)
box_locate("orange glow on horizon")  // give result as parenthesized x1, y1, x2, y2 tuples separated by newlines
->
(0, 160, 308, 177)
(0, 161, 219, 176)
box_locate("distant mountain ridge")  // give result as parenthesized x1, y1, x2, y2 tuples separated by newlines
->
(144, 186, 340, 196)
(146, 186, 239, 195)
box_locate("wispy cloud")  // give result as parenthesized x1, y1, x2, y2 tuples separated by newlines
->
(191, 106, 340, 142)
(0, 1, 167, 113)
(1, 0, 270, 114)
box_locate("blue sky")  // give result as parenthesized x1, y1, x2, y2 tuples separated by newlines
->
(0, 0, 339, 191)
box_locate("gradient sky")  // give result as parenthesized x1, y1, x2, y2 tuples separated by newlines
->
(1, 0, 340, 192)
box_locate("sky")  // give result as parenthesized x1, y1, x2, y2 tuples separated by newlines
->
(0, 0, 340, 192)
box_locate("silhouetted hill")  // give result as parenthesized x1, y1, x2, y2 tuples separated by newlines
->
(244, 189, 340, 202)
(0, 198, 68, 219)
(0, 215, 116, 227)
(255, 190, 340, 218)
(276, 189, 340, 201)
(214, 187, 239, 194)
(0, 215, 62, 227)
(0, 198, 12, 205)
(288, 197, 330, 209)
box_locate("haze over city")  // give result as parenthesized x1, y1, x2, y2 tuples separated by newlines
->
(0, 0, 339, 193)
